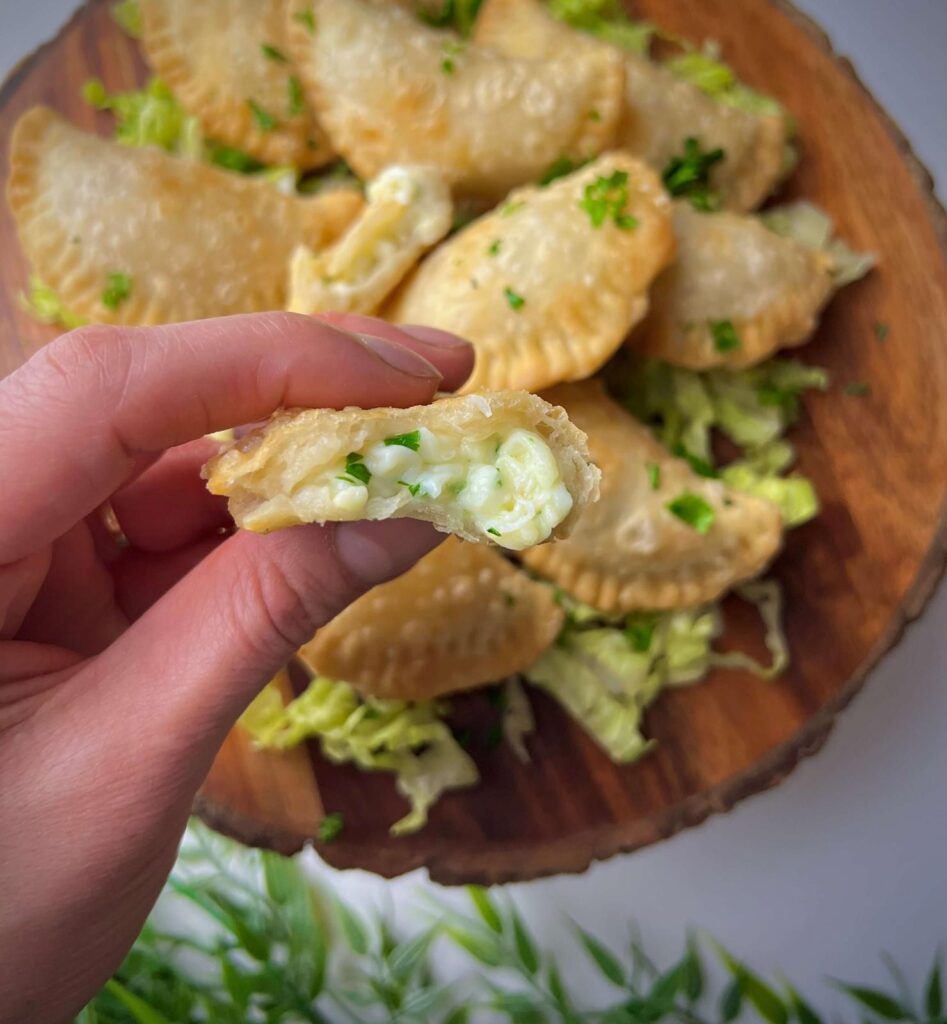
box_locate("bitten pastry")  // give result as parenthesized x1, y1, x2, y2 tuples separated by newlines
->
(521, 381, 783, 610)
(630, 201, 836, 369)
(139, 0, 333, 169)
(7, 107, 361, 324)
(288, 165, 453, 316)
(299, 537, 564, 700)
(204, 390, 600, 551)
(385, 153, 675, 393)
(285, 0, 624, 201)
(474, 0, 788, 211)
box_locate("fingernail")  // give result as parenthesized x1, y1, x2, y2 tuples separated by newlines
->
(358, 334, 442, 378)
(335, 519, 443, 585)
(397, 324, 472, 350)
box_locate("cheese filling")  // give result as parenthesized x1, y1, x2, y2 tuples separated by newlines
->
(299, 427, 573, 550)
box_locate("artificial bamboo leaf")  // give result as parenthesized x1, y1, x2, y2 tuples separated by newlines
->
(511, 909, 540, 975)
(786, 983, 824, 1024)
(442, 1007, 470, 1024)
(334, 899, 370, 955)
(103, 981, 173, 1024)
(720, 977, 743, 1022)
(574, 926, 627, 987)
(927, 955, 944, 1018)
(387, 927, 439, 984)
(468, 886, 503, 933)
(683, 940, 704, 1002)
(832, 983, 913, 1020)
(446, 925, 504, 967)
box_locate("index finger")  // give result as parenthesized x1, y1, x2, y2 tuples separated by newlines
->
(0, 312, 462, 562)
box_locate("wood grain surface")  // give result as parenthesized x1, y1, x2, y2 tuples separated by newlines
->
(1, 0, 945, 884)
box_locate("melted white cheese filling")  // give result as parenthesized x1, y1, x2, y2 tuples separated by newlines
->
(312, 427, 572, 549)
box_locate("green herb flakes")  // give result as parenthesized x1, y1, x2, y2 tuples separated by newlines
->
(317, 812, 344, 842)
(504, 287, 526, 311)
(487, 527, 502, 536)
(539, 155, 588, 186)
(661, 137, 724, 211)
(247, 98, 278, 132)
(344, 452, 371, 485)
(666, 492, 716, 533)
(579, 170, 639, 229)
(647, 463, 661, 490)
(206, 142, 265, 174)
(487, 239, 502, 256)
(501, 200, 525, 217)
(624, 615, 657, 653)
(294, 7, 316, 33)
(710, 319, 741, 353)
(261, 43, 288, 62)
(399, 480, 426, 497)
(287, 74, 305, 116)
(384, 430, 422, 451)
(441, 57, 456, 74)
(101, 272, 132, 310)
(844, 381, 871, 397)
(588, 108, 602, 121)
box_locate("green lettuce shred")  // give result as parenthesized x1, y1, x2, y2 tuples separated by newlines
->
(762, 201, 876, 288)
(18, 276, 87, 330)
(240, 676, 477, 835)
(710, 579, 789, 679)
(547, 0, 655, 54)
(501, 678, 535, 763)
(665, 44, 787, 123)
(111, 0, 142, 38)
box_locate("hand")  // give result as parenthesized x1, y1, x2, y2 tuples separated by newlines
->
(0, 311, 473, 1024)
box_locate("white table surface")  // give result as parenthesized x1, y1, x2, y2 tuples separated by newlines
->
(2, 0, 945, 1012)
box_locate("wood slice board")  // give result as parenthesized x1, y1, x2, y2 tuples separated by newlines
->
(1, 0, 945, 885)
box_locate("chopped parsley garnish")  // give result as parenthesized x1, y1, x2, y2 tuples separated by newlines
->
(287, 74, 305, 116)
(441, 58, 456, 74)
(500, 200, 525, 217)
(624, 614, 657, 653)
(207, 142, 265, 174)
(666, 492, 716, 534)
(487, 239, 502, 256)
(261, 43, 288, 62)
(399, 479, 426, 497)
(247, 98, 278, 132)
(344, 452, 371, 485)
(843, 381, 871, 397)
(873, 321, 890, 341)
(539, 155, 589, 186)
(317, 812, 344, 842)
(294, 8, 316, 33)
(646, 462, 661, 490)
(672, 443, 718, 479)
(504, 287, 526, 311)
(486, 527, 502, 536)
(101, 271, 132, 310)
(710, 319, 741, 353)
(661, 137, 724, 211)
(384, 430, 421, 451)
(579, 170, 639, 230)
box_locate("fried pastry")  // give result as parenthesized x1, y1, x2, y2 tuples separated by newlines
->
(631, 201, 835, 369)
(521, 381, 783, 610)
(299, 537, 564, 700)
(139, 0, 333, 169)
(474, 0, 787, 211)
(285, 0, 624, 201)
(288, 165, 452, 316)
(204, 390, 600, 551)
(7, 107, 361, 324)
(385, 153, 675, 393)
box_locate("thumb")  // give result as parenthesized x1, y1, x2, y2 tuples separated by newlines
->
(84, 518, 441, 769)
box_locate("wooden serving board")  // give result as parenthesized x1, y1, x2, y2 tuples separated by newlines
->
(2, 0, 945, 885)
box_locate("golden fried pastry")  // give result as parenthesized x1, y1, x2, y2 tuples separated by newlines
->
(288, 165, 452, 316)
(385, 153, 675, 393)
(204, 390, 600, 551)
(7, 107, 361, 324)
(521, 381, 783, 610)
(631, 201, 835, 369)
(285, 0, 624, 201)
(299, 537, 564, 700)
(474, 0, 787, 211)
(139, 0, 333, 169)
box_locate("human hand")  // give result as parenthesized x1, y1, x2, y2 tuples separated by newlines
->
(0, 311, 472, 1024)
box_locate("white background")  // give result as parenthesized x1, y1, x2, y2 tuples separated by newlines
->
(2, 0, 945, 1013)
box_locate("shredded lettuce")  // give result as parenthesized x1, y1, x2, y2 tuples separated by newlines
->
(547, 0, 655, 54)
(710, 579, 789, 679)
(240, 675, 477, 835)
(18, 275, 87, 330)
(111, 0, 142, 38)
(501, 678, 535, 763)
(665, 44, 787, 123)
(762, 201, 876, 288)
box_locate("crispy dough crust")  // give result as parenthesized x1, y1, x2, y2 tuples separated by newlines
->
(385, 153, 675, 393)
(285, 0, 624, 201)
(7, 108, 361, 324)
(631, 202, 836, 369)
(299, 537, 564, 699)
(521, 381, 783, 611)
(474, 0, 789, 212)
(140, 0, 333, 169)
(204, 390, 601, 543)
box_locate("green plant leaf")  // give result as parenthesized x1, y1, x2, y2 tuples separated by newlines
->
(400, 985, 449, 1017)
(547, 961, 575, 1017)
(785, 983, 824, 1024)
(717, 945, 788, 1024)
(446, 925, 504, 966)
(720, 977, 743, 1022)
(574, 926, 626, 987)
(387, 927, 438, 984)
(221, 959, 252, 1010)
(927, 955, 944, 1018)
(467, 886, 503, 933)
(103, 981, 173, 1024)
(261, 849, 299, 904)
(490, 991, 545, 1022)
(442, 1007, 470, 1024)
(683, 939, 704, 1002)
(832, 983, 912, 1021)
(511, 909, 539, 975)
(334, 899, 370, 955)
